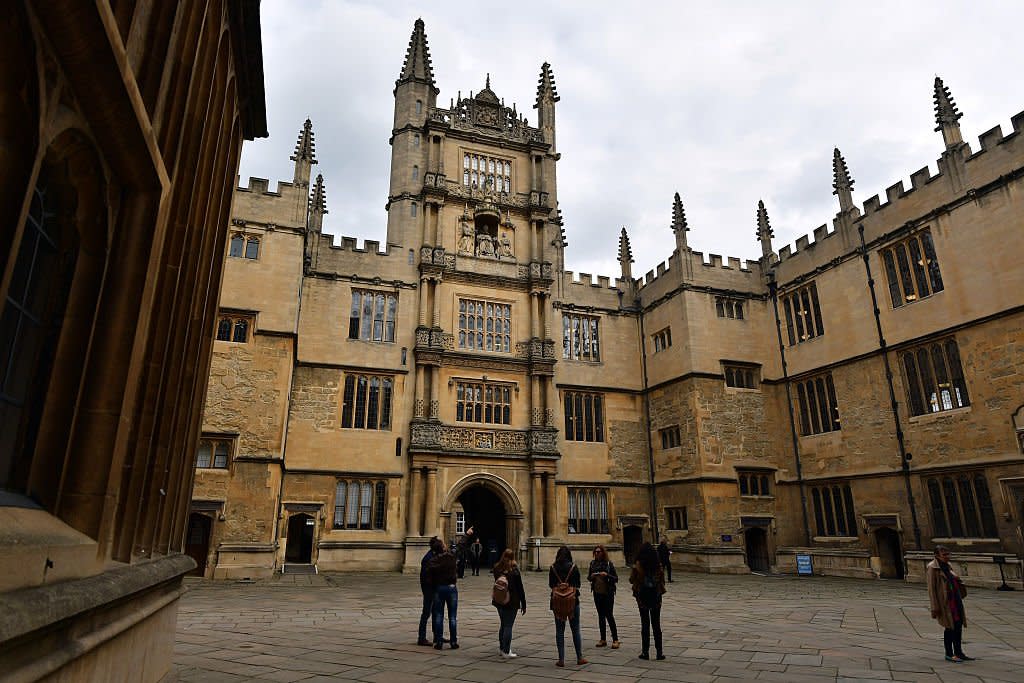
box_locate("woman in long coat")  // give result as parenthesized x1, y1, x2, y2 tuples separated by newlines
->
(926, 545, 973, 662)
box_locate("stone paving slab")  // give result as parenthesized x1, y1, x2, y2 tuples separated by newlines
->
(175, 572, 1024, 682)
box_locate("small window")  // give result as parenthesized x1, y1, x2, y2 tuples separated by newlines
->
(738, 470, 771, 497)
(659, 426, 681, 449)
(810, 483, 858, 537)
(881, 229, 944, 308)
(564, 391, 604, 442)
(567, 488, 609, 534)
(411, 201, 417, 217)
(229, 233, 245, 257)
(229, 232, 260, 260)
(666, 507, 688, 531)
(414, 134, 421, 147)
(652, 328, 672, 353)
(334, 479, 387, 530)
(215, 312, 254, 343)
(412, 165, 419, 181)
(455, 511, 465, 534)
(562, 312, 601, 361)
(795, 373, 840, 435)
(782, 282, 825, 345)
(724, 364, 759, 389)
(415, 100, 422, 115)
(196, 437, 231, 469)
(715, 297, 744, 319)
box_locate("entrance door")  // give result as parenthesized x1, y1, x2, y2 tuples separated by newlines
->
(285, 513, 315, 563)
(745, 528, 770, 572)
(623, 525, 643, 566)
(875, 527, 904, 579)
(185, 513, 212, 576)
(458, 485, 506, 567)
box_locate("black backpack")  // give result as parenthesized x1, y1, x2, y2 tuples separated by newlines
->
(638, 571, 659, 606)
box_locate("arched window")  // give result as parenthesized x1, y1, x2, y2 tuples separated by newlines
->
(244, 236, 259, 259)
(229, 232, 245, 257)
(412, 165, 419, 181)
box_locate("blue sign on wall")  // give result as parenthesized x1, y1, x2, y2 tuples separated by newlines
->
(796, 554, 813, 576)
(721, 534, 732, 542)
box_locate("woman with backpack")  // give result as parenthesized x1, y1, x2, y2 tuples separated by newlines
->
(549, 545, 587, 667)
(587, 545, 620, 649)
(491, 549, 526, 659)
(629, 542, 666, 661)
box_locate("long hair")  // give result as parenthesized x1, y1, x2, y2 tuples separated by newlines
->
(493, 548, 516, 575)
(592, 545, 608, 562)
(637, 542, 659, 575)
(554, 545, 573, 568)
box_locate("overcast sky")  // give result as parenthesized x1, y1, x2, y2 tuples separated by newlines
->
(238, 0, 1024, 280)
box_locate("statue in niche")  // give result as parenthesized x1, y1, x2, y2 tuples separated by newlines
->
(497, 232, 513, 258)
(477, 231, 495, 257)
(457, 218, 475, 255)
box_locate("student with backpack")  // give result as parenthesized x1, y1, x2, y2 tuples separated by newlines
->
(548, 545, 587, 667)
(629, 542, 666, 661)
(491, 548, 526, 659)
(587, 544, 620, 649)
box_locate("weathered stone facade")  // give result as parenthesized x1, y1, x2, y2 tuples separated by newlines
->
(192, 20, 1024, 587)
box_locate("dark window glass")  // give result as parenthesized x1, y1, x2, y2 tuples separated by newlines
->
(244, 237, 259, 260)
(229, 233, 244, 257)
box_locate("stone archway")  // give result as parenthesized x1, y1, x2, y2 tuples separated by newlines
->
(443, 473, 524, 559)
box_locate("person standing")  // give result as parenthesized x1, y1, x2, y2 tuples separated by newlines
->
(587, 545, 620, 649)
(927, 545, 974, 663)
(630, 542, 666, 661)
(470, 538, 483, 576)
(549, 545, 587, 667)
(492, 548, 527, 658)
(657, 537, 673, 583)
(428, 537, 460, 650)
(416, 537, 437, 646)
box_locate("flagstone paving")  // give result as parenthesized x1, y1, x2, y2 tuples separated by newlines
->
(174, 571, 1024, 682)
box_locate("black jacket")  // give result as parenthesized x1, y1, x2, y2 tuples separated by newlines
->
(492, 565, 527, 611)
(419, 549, 434, 592)
(428, 551, 458, 587)
(587, 558, 618, 594)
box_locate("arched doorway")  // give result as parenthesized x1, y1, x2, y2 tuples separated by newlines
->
(875, 527, 904, 579)
(285, 513, 315, 564)
(458, 485, 507, 567)
(185, 513, 212, 576)
(745, 528, 770, 572)
(623, 525, 643, 566)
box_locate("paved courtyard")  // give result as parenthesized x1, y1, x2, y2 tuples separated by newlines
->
(174, 571, 1024, 683)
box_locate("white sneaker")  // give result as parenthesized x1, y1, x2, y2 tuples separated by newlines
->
(500, 651, 518, 659)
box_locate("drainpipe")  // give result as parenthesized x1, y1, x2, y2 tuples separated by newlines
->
(637, 302, 659, 544)
(857, 225, 922, 550)
(769, 273, 812, 545)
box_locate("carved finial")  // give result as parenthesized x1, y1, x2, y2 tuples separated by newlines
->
(832, 147, 855, 213)
(671, 192, 689, 252)
(756, 199, 774, 260)
(291, 118, 317, 164)
(397, 18, 436, 89)
(933, 75, 964, 147)
(618, 227, 634, 279)
(486, 72, 490, 89)
(309, 174, 327, 215)
(535, 62, 560, 106)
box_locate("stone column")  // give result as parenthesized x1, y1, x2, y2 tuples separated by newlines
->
(408, 467, 423, 536)
(540, 293, 550, 338)
(414, 365, 425, 418)
(544, 474, 556, 538)
(424, 467, 438, 537)
(429, 366, 440, 419)
(531, 378, 541, 427)
(437, 134, 446, 175)
(418, 278, 428, 327)
(532, 472, 544, 537)
(431, 277, 441, 328)
(530, 291, 539, 339)
(421, 203, 431, 246)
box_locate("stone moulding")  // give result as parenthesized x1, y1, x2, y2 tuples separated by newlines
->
(410, 422, 560, 456)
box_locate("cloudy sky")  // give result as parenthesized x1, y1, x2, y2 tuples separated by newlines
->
(239, 1, 1023, 280)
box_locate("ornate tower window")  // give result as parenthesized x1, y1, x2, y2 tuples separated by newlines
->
(463, 153, 511, 192)
(458, 298, 511, 352)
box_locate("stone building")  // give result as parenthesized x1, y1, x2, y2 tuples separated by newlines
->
(191, 19, 1024, 587)
(0, 1, 265, 681)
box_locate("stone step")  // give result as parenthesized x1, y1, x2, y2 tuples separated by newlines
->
(282, 563, 317, 575)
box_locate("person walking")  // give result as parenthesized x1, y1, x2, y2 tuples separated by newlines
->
(927, 545, 974, 663)
(470, 538, 483, 576)
(416, 536, 438, 646)
(587, 545, 620, 649)
(492, 548, 527, 659)
(549, 545, 587, 667)
(657, 537, 673, 583)
(630, 542, 666, 661)
(428, 537, 460, 650)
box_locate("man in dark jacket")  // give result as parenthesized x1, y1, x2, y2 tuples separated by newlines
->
(416, 537, 438, 646)
(428, 537, 460, 649)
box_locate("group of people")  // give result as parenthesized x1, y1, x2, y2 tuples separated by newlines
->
(416, 527, 671, 665)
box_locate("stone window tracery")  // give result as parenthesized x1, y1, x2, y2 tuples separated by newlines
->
(782, 282, 824, 345)
(925, 472, 997, 538)
(462, 152, 511, 192)
(195, 437, 231, 469)
(568, 487, 609, 534)
(652, 327, 672, 352)
(563, 391, 604, 442)
(796, 373, 840, 435)
(659, 426, 680, 449)
(716, 297, 744, 319)
(738, 470, 771, 497)
(458, 298, 511, 352)
(724, 364, 759, 389)
(881, 229, 943, 308)
(333, 479, 387, 530)
(229, 232, 260, 260)
(349, 290, 397, 343)
(215, 312, 253, 343)
(455, 380, 511, 425)
(811, 482, 857, 537)
(900, 338, 969, 416)
(666, 506, 688, 530)
(562, 313, 600, 362)
(341, 374, 394, 430)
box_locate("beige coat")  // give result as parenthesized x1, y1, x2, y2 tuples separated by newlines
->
(926, 558, 967, 629)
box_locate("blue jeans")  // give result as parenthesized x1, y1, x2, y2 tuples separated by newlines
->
(554, 601, 582, 662)
(497, 605, 518, 653)
(432, 584, 458, 644)
(418, 589, 433, 641)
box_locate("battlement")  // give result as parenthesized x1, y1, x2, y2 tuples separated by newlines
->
(331, 235, 392, 255)
(562, 271, 621, 289)
(236, 175, 304, 197)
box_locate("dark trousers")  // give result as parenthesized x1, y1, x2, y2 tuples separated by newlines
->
(417, 589, 433, 641)
(471, 558, 480, 575)
(662, 560, 672, 582)
(432, 584, 458, 644)
(497, 605, 518, 653)
(554, 601, 582, 662)
(594, 593, 618, 641)
(943, 619, 964, 657)
(639, 601, 663, 656)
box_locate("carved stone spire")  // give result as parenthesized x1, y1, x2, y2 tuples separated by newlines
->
(534, 62, 559, 148)
(290, 118, 317, 185)
(618, 227, 634, 280)
(308, 173, 327, 232)
(397, 18, 436, 89)
(832, 148, 855, 213)
(934, 76, 964, 148)
(671, 192, 689, 252)
(756, 200, 775, 261)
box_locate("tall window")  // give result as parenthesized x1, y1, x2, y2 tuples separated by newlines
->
(660, 426, 681, 449)
(716, 297, 744, 319)
(564, 391, 604, 442)
(568, 488, 609, 534)
(724, 364, 758, 389)
(811, 483, 857, 537)
(562, 313, 601, 361)
(782, 282, 825, 345)
(196, 437, 231, 469)
(456, 381, 511, 425)
(215, 312, 253, 343)
(795, 373, 841, 435)
(228, 232, 260, 260)
(458, 298, 511, 352)
(901, 339, 970, 416)
(341, 374, 394, 430)
(652, 328, 672, 352)
(463, 152, 511, 192)
(881, 229, 944, 308)
(333, 479, 387, 529)
(926, 473, 998, 538)
(666, 506, 688, 531)
(738, 471, 771, 497)
(349, 290, 397, 343)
